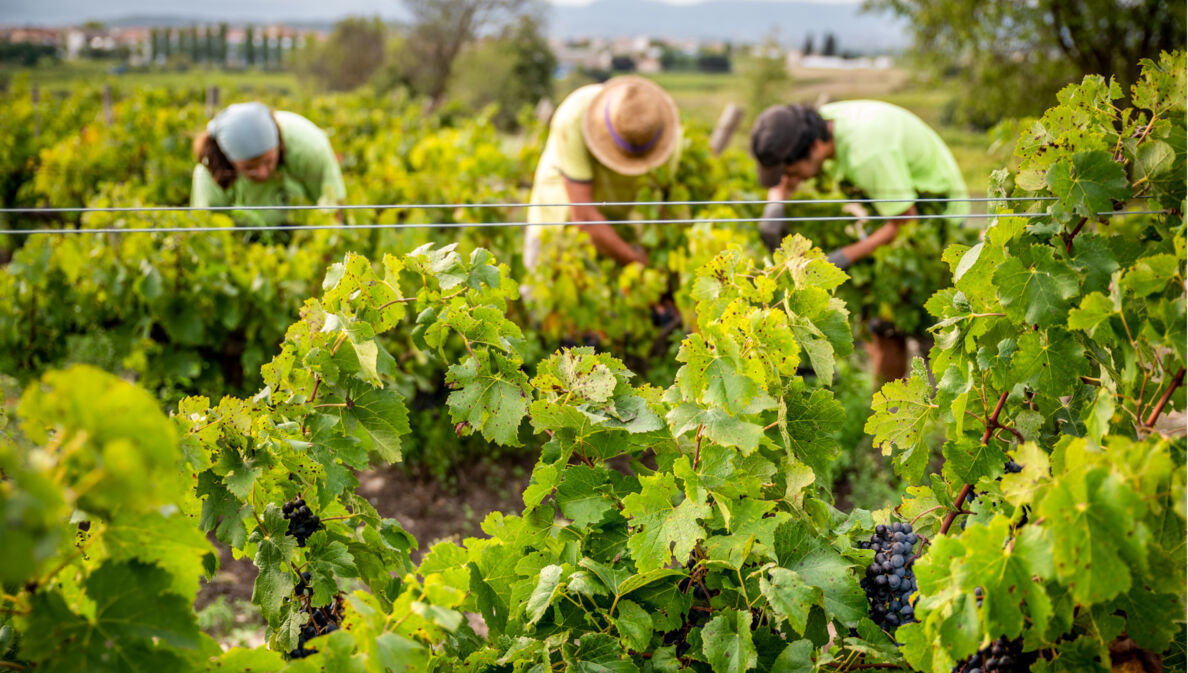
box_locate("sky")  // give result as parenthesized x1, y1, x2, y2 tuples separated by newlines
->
(0, 0, 865, 25)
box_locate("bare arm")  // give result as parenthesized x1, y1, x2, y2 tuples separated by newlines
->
(834, 204, 916, 265)
(564, 177, 648, 266)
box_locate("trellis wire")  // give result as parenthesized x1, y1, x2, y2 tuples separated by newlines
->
(0, 195, 1059, 215)
(0, 209, 1169, 237)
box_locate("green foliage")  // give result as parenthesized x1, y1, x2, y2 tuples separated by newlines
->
(0, 51, 1184, 673)
(868, 0, 1187, 127)
(875, 53, 1187, 671)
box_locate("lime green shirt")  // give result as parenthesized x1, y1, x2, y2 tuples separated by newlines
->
(524, 84, 681, 267)
(820, 100, 968, 218)
(190, 111, 346, 226)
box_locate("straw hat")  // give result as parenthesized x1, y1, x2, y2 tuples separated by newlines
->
(582, 76, 680, 176)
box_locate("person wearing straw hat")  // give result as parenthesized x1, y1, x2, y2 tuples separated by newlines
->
(523, 75, 681, 270)
(191, 102, 346, 227)
(749, 100, 968, 264)
(750, 100, 969, 382)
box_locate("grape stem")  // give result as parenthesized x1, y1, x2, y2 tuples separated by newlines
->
(1142, 367, 1185, 428)
(939, 391, 1009, 536)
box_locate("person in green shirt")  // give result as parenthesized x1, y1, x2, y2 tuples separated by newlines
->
(749, 101, 969, 381)
(750, 100, 968, 265)
(191, 102, 346, 226)
(524, 75, 681, 270)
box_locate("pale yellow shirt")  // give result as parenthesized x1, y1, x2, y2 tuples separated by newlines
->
(524, 84, 681, 268)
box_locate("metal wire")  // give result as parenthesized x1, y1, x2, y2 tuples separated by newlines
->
(0, 210, 1169, 237)
(0, 195, 1058, 215)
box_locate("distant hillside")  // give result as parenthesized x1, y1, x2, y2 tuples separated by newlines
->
(0, 0, 906, 52)
(550, 0, 906, 51)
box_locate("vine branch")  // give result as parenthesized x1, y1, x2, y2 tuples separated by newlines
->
(939, 391, 1009, 535)
(1143, 367, 1185, 428)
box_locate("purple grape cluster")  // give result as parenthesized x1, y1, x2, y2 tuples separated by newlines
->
(283, 497, 322, 547)
(952, 636, 1034, 673)
(859, 521, 918, 631)
(287, 583, 343, 660)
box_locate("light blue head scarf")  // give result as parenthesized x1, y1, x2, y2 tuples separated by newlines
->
(207, 102, 279, 162)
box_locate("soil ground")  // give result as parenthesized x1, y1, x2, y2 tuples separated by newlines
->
(195, 454, 536, 611)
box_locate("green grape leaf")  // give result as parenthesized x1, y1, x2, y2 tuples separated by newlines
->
(1036, 465, 1148, 605)
(941, 436, 1007, 489)
(959, 517, 1053, 639)
(676, 333, 760, 416)
(446, 351, 529, 446)
(556, 465, 617, 528)
(770, 639, 814, 673)
(667, 403, 765, 454)
(1121, 253, 1181, 297)
(1011, 328, 1088, 399)
(612, 599, 653, 652)
(104, 512, 215, 602)
(196, 470, 247, 548)
(790, 548, 867, 627)
(525, 564, 564, 625)
(1132, 51, 1188, 115)
(994, 247, 1079, 328)
(344, 387, 411, 463)
(701, 609, 758, 673)
(781, 382, 845, 475)
(1045, 150, 1132, 218)
(566, 633, 639, 673)
(865, 359, 937, 483)
(251, 506, 297, 622)
(21, 561, 200, 673)
(1067, 292, 1115, 337)
(760, 568, 822, 634)
(621, 472, 710, 572)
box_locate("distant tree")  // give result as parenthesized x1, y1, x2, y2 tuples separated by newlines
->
(744, 31, 789, 121)
(802, 33, 813, 56)
(446, 14, 555, 129)
(217, 23, 228, 65)
(696, 52, 731, 73)
(204, 26, 214, 64)
(399, 0, 537, 108)
(163, 28, 173, 59)
(190, 26, 201, 62)
(299, 17, 386, 91)
(865, 0, 1187, 126)
(822, 32, 837, 56)
(610, 55, 636, 72)
(244, 25, 256, 66)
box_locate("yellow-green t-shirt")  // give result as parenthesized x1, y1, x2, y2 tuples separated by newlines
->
(821, 100, 968, 219)
(190, 111, 346, 226)
(525, 84, 681, 267)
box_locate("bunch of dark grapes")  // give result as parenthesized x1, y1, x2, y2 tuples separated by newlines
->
(859, 521, 919, 631)
(952, 636, 1034, 673)
(283, 497, 322, 547)
(288, 576, 344, 659)
(663, 558, 715, 658)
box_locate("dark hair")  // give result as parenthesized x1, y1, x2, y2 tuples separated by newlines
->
(193, 114, 286, 189)
(751, 104, 832, 166)
(193, 131, 237, 189)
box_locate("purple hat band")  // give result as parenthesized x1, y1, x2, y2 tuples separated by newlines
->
(604, 101, 664, 155)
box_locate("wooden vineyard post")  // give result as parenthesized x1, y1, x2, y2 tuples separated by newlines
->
(103, 85, 114, 126)
(709, 103, 744, 156)
(206, 85, 220, 118)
